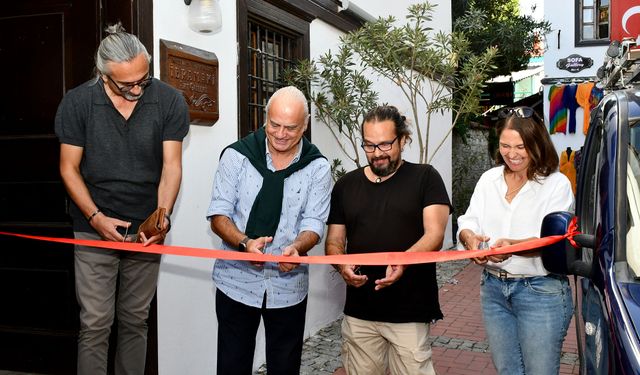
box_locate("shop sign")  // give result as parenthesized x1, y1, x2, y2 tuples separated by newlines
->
(556, 54, 593, 73)
(160, 39, 219, 126)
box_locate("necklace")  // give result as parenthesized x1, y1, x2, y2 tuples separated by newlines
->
(505, 180, 527, 198)
(375, 177, 382, 183)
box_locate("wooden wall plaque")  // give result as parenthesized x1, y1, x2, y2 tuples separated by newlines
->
(160, 39, 219, 126)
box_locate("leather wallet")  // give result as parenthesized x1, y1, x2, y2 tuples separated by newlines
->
(137, 207, 168, 240)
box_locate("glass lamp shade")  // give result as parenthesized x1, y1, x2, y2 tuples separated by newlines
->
(188, 0, 222, 34)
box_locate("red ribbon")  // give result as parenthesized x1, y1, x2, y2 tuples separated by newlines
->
(565, 216, 582, 248)
(0, 228, 580, 265)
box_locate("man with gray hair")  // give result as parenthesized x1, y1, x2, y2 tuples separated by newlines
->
(207, 86, 332, 374)
(55, 23, 189, 374)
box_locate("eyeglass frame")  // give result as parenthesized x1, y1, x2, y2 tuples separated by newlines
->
(106, 74, 152, 94)
(361, 135, 399, 153)
(497, 106, 542, 122)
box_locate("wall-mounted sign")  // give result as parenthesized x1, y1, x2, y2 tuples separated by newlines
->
(160, 39, 218, 126)
(556, 54, 593, 73)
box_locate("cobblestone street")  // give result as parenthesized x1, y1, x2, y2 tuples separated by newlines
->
(258, 256, 580, 374)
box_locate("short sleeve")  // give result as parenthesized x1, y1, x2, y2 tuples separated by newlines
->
(162, 90, 190, 142)
(54, 89, 88, 147)
(421, 165, 452, 212)
(327, 177, 346, 225)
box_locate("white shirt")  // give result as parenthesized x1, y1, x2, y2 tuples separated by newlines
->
(457, 166, 574, 276)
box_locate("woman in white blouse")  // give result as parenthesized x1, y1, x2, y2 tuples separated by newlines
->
(457, 106, 574, 375)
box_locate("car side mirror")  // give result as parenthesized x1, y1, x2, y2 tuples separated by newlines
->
(539, 211, 595, 277)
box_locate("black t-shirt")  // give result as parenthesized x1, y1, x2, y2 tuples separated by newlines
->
(327, 161, 451, 323)
(55, 78, 190, 232)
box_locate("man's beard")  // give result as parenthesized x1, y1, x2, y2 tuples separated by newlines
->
(122, 91, 144, 101)
(369, 155, 400, 177)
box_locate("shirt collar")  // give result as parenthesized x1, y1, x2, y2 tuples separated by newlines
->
(497, 165, 538, 194)
(264, 137, 303, 170)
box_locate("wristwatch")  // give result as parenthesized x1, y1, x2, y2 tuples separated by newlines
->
(238, 236, 250, 251)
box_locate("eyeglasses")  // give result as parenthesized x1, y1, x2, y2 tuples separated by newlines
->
(361, 136, 399, 153)
(106, 74, 152, 94)
(497, 106, 535, 119)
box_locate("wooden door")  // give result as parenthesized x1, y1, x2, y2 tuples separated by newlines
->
(0, 1, 154, 374)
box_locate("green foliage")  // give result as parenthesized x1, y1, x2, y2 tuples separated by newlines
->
(330, 159, 347, 183)
(453, 0, 551, 77)
(343, 2, 497, 163)
(284, 45, 379, 179)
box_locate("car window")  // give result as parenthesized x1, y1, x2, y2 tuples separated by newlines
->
(627, 119, 640, 278)
(580, 116, 603, 237)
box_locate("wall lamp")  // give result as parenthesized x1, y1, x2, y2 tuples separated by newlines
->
(339, 0, 375, 23)
(184, 0, 222, 35)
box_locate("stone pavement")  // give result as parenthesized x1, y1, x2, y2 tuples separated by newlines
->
(259, 256, 580, 374)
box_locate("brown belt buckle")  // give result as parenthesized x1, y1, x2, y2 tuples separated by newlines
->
(498, 270, 509, 280)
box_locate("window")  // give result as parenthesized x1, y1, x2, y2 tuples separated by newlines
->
(576, 0, 610, 46)
(246, 20, 299, 134)
(236, 0, 363, 138)
(237, 0, 310, 138)
(577, 107, 603, 238)
(626, 110, 640, 277)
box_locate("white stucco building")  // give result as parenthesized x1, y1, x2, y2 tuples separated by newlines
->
(542, 0, 640, 153)
(154, 1, 453, 373)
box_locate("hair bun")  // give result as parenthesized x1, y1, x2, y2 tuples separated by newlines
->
(105, 22, 126, 35)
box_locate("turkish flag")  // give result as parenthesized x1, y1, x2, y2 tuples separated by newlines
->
(611, 0, 640, 42)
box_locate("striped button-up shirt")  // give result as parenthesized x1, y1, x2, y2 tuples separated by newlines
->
(207, 140, 332, 308)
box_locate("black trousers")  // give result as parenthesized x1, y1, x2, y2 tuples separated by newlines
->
(215, 289, 307, 375)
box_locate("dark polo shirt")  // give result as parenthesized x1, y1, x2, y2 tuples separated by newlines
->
(55, 78, 189, 232)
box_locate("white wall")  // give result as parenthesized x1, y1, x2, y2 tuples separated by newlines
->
(153, 1, 453, 373)
(345, 0, 454, 247)
(543, 0, 606, 153)
(520, 0, 543, 20)
(154, 1, 237, 373)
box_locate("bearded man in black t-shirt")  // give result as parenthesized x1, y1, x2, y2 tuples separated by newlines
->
(325, 105, 451, 375)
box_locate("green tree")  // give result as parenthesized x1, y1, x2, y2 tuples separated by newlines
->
(343, 2, 496, 163)
(288, 1, 496, 167)
(284, 46, 379, 180)
(453, 0, 551, 77)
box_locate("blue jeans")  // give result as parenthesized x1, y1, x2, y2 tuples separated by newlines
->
(480, 270, 573, 375)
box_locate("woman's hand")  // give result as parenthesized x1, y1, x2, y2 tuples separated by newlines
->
(486, 238, 513, 263)
(459, 229, 490, 250)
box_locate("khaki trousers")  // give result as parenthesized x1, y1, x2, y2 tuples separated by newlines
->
(341, 315, 437, 375)
(74, 231, 160, 375)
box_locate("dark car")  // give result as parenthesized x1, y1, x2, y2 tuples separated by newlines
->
(541, 87, 640, 374)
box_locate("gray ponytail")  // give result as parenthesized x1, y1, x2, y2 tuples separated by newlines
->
(95, 22, 151, 77)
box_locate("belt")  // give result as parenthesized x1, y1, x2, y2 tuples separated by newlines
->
(484, 268, 531, 280)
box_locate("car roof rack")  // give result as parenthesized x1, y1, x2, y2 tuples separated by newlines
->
(598, 36, 640, 91)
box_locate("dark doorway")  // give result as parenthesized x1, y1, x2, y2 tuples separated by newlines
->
(0, 1, 155, 374)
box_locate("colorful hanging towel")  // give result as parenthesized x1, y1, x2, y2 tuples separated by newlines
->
(548, 85, 567, 134)
(575, 82, 595, 135)
(585, 86, 604, 134)
(560, 149, 577, 194)
(563, 84, 579, 134)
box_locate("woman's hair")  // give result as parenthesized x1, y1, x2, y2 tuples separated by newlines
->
(495, 113, 559, 180)
(361, 105, 412, 144)
(94, 22, 151, 77)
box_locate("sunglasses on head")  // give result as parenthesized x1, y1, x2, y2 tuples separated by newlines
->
(497, 106, 536, 119)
